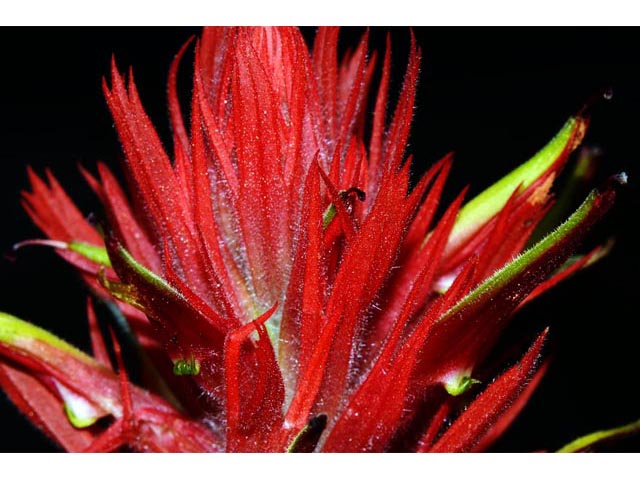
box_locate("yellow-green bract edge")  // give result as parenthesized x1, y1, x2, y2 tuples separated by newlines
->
(449, 117, 580, 246)
(445, 187, 598, 320)
(68, 241, 112, 268)
(0, 311, 95, 364)
(557, 418, 640, 452)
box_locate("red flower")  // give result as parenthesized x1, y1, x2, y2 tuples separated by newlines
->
(0, 27, 630, 452)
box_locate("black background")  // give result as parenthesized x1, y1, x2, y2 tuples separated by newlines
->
(0, 27, 638, 452)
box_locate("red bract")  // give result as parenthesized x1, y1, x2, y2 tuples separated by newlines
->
(0, 27, 627, 452)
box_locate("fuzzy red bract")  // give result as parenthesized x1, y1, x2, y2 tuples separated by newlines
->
(0, 27, 623, 452)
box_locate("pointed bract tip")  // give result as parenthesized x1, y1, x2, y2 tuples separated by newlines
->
(12, 238, 111, 268)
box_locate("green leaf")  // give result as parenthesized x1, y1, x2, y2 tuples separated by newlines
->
(0, 312, 94, 364)
(447, 187, 600, 318)
(68, 241, 112, 267)
(448, 116, 585, 251)
(112, 244, 177, 294)
(98, 244, 178, 313)
(557, 418, 640, 452)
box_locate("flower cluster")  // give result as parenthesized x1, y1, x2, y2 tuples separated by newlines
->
(0, 27, 629, 452)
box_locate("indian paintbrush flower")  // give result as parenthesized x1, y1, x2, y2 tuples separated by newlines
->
(0, 27, 633, 452)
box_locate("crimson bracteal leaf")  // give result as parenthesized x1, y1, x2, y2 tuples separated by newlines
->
(415, 179, 618, 391)
(452, 185, 612, 309)
(0, 312, 220, 452)
(104, 239, 230, 400)
(0, 363, 95, 451)
(0, 312, 116, 433)
(430, 330, 548, 452)
(4, 27, 626, 453)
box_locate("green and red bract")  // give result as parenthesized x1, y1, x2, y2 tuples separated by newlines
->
(0, 27, 627, 452)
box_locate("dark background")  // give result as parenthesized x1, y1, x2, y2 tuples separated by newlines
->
(0, 27, 638, 452)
